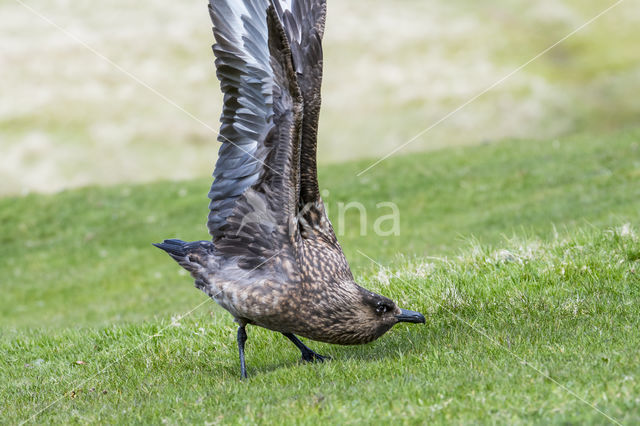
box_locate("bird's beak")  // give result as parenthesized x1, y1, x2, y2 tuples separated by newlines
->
(396, 309, 426, 324)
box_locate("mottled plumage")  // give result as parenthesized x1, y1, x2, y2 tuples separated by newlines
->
(155, 0, 424, 378)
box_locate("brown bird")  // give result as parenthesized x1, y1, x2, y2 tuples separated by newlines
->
(155, 0, 425, 378)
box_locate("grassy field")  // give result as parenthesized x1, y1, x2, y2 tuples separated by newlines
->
(1, 128, 639, 423)
(2, 0, 639, 195)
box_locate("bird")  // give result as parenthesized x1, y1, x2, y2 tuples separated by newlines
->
(154, 0, 425, 379)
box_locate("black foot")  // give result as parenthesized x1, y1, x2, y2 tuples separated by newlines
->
(300, 351, 330, 363)
(237, 326, 248, 379)
(282, 333, 330, 363)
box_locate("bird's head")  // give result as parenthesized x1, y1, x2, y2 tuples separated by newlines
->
(359, 287, 425, 333)
(322, 284, 425, 345)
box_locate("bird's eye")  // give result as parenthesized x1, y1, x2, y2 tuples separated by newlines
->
(376, 303, 388, 314)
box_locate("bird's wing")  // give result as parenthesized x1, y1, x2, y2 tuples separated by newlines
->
(275, 0, 341, 249)
(207, 0, 273, 238)
(275, 0, 326, 208)
(208, 0, 304, 269)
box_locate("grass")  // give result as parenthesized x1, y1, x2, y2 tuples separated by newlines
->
(1, 127, 639, 423)
(2, 229, 639, 423)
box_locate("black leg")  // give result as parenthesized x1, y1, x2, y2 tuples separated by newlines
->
(237, 326, 248, 379)
(282, 333, 329, 363)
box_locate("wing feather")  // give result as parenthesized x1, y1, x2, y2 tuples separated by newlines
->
(207, 1, 304, 268)
(276, 1, 326, 208)
(207, 0, 273, 238)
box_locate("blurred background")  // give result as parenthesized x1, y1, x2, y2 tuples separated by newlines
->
(2, 0, 639, 196)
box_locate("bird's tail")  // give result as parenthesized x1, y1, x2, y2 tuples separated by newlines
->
(153, 239, 215, 276)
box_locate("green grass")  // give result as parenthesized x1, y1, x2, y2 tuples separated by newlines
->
(1, 128, 640, 423)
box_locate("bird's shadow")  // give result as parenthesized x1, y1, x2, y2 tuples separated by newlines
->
(242, 325, 431, 378)
(173, 311, 448, 380)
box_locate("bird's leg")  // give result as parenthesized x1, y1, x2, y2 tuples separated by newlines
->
(237, 325, 248, 379)
(282, 333, 329, 363)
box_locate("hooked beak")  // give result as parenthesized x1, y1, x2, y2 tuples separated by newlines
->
(396, 309, 426, 324)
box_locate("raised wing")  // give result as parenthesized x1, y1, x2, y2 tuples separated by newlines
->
(208, 1, 304, 269)
(275, 0, 327, 208)
(207, 0, 274, 239)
